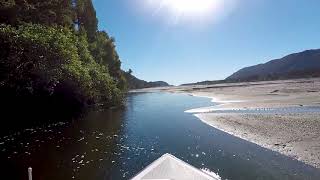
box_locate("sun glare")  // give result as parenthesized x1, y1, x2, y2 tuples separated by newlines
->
(144, 0, 232, 24)
(162, 0, 218, 15)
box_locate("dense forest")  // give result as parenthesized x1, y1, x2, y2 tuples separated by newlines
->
(0, 0, 129, 106)
(0, 0, 132, 127)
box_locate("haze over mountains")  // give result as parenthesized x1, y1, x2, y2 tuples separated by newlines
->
(182, 49, 320, 86)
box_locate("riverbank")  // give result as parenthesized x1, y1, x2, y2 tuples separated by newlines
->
(194, 113, 320, 168)
(185, 78, 320, 168)
(132, 78, 320, 168)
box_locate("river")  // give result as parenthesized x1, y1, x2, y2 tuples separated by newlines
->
(0, 92, 319, 179)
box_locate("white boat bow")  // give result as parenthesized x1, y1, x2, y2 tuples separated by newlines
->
(131, 153, 220, 180)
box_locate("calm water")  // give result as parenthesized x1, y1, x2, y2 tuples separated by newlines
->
(0, 92, 320, 180)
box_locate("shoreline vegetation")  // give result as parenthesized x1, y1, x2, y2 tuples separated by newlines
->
(0, 0, 167, 132)
(133, 77, 320, 168)
(1, 0, 127, 105)
(0, 0, 127, 133)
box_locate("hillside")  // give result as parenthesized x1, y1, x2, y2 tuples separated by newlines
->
(181, 80, 225, 86)
(226, 49, 320, 82)
(124, 72, 170, 89)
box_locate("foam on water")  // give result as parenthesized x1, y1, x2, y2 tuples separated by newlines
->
(201, 168, 222, 180)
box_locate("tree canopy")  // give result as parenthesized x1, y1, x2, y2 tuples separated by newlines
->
(0, 0, 128, 118)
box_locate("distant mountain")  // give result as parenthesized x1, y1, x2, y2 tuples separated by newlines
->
(147, 81, 170, 87)
(181, 80, 225, 86)
(123, 72, 170, 89)
(226, 49, 320, 82)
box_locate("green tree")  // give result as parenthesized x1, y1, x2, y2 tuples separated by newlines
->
(89, 31, 126, 88)
(0, 24, 123, 107)
(0, 0, 75, 27)
(0, 0, 128, 116)
(75, 0, 98, 42)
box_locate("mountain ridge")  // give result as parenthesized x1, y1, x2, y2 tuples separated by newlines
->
(226, 49, 320, 82)
(181, 49, 320, 86)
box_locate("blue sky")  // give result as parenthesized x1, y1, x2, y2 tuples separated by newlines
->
(93, 0, 320, 85)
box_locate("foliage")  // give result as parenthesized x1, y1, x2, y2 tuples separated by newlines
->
(75, 0, 98, 42)
(0, 24, 123, 108)
(0, 0, 131, 125)
(127, 69, 133, 75)
(89, 31, 127, 90)
(0, 0, 74, 27)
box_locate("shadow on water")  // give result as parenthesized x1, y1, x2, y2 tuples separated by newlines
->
(0, 107, 124, 180)
(0, 90, 84, 136)
(0, 92, 320, 180)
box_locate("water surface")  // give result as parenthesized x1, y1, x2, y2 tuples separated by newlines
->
(0, 92, 319, 180)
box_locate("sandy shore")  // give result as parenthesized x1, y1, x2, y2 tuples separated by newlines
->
(195, 113, 320, 168)
(133, 78, 320, 168)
